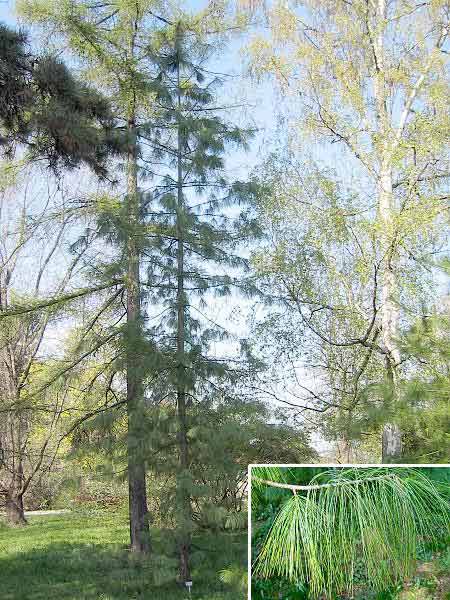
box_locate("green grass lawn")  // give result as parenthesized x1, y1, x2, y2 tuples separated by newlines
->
(0, 513, 246, 600)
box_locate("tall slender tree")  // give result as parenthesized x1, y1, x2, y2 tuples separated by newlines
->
(139, 17, 259, 581)
(17, 0, 168, 553)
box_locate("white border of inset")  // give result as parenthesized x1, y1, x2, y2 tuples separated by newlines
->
(247, 463, 450, 600)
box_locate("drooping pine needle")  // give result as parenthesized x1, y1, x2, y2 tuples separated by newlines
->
(253, 468, 450, 599)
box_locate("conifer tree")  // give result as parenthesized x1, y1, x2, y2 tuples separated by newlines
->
(392, 295, 450, 462)
(15, 0, 187, 553)
(139, 16, 259, 582)
(17, 0, 252, 560)
(0, 22, 121, 176)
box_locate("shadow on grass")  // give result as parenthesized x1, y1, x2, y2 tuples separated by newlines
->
(0, 533, 246, 600)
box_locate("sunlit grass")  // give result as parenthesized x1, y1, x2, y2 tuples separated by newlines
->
(0, 513, 245, 599)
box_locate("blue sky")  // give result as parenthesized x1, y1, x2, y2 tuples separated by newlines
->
(0, 0, 15, 25)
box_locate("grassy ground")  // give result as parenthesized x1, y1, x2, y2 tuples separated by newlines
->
(0, 512, 246, 600)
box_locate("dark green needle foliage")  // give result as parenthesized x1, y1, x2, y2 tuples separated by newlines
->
(142, 20, 259, 321)
(397, 307, 450, 463)
(345, 291, 450, 463)
(253, 467, 450, 599)
(54, 11, 262, 579)
(0, 22, 122, 176)
(137, 16, 260, 580)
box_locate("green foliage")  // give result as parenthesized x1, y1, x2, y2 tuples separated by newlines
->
(253, 468, 450, 599)
(353, 307, 450, 463)
(246, 0, 450, 462)
(74, 393, 315, 528)
(0, 22, 122, 175)
(397, 311, 450, 463)
(252, 577, 309, 600)
(139, 18, 261, 387)
(219, 565, 247, 594)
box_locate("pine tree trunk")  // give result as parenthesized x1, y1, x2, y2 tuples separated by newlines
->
(5, 493, 26, 526)
(176, 52, 192, 584)
(373, 0, 402, 461)
(126, 116, 150, 555)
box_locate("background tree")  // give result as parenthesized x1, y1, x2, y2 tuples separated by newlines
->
(0, 171, 96, 524)
(246, 0, 449, 461)
(390, 291, 450, 462)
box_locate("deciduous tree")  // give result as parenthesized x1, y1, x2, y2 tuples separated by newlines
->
(246, 0, 449, 460)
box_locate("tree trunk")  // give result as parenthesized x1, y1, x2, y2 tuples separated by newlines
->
(382, 423, 402, 462)
(379, 163, 402, 463)
(379, 165, 400, 370)
(176, 381, 191, 583)
(373, 0, 402, 461)
(126, 116, 150, 555)
(5, 494, 27, 526)
(176, 50, 192, 584)
(4, 446, 27, 526)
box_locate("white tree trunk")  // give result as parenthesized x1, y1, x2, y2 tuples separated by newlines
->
(378, 164, 401, 369)
(378, 164, 402, 462)
(382, 423, 402, 462)
(374, 0, 402, 462)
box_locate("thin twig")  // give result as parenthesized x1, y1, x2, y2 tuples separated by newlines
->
(253, 474, 394, 492)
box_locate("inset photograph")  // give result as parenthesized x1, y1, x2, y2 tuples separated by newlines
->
(250, 466, 450, 600)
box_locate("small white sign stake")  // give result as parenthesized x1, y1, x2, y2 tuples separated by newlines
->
(185, 581, 193, 596)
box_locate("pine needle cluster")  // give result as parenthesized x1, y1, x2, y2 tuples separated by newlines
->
(253, 467, 450, 598)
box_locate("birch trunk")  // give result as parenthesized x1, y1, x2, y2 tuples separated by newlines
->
(379, 162, 402, 462)
(374, 0, 402, 462)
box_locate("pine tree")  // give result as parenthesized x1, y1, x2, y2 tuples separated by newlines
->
(17, 0, 252, 560)
(0, 22, 121, 176)
(395, 297, 450, 462)
(16, 0, 170, 553)
(252, 467, 450, 599)
(139, 16, 260, 582)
